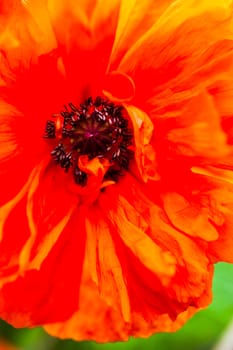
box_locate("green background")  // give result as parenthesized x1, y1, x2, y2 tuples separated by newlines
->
(1, 262, 233, 350)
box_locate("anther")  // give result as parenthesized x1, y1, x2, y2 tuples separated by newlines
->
(44, 120, 56, 138)
(73, 166, 88, 186)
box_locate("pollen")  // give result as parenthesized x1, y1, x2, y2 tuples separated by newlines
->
(44, 97, 134, 185)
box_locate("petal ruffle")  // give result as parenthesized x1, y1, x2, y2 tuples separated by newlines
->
(190, 166, 233, 263)
(44, 175, 213, 341)
(102, 176, 213, 306)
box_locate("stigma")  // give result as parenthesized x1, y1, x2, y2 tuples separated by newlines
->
(44, 97, 134, 186)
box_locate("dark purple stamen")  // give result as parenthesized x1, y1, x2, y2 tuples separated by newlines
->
(44, 96, 134, 186)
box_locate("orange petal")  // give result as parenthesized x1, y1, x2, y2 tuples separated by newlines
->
(166, 93, 229, 160)
(192, 165, 233, 185)
(107, 175, 213, 299)
(112, 1, 233, 107)
(21, 0, 57, 54)
(0, 0, 57, 68)
(109, 0, 175, 69)
(44, 277, 131, 342)
(125, 105, 160, 182)
(78, 155, 107, 177)
(188, 171, 233, 263)
(209, 79, 233, 117)
(107, 200, 176, 286)
(208, 213, 233, 263)
(85, 211, 131, 323)
(163, 192, 219, 241)
(44, 294, 200, 342)
(47, 0, 121, 101)
(72, 155, 113, 201)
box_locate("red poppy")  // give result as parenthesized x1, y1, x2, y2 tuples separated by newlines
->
(1, 0, 233, 342)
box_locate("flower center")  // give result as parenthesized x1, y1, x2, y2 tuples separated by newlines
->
(44, 97, 134, 186)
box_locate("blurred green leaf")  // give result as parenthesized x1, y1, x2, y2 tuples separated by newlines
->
(1, 262, 233, 350)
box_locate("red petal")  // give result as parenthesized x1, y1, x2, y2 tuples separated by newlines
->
(0, 207, 86, 326)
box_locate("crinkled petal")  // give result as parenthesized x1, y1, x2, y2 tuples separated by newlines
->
(125, 104, 159, 182)
(191, 165, 233, 263)
(44, 286, 198, 342)
(85, 210, 131, 323)
(104, 175, 213, 306)
(44, 175, 213, 341)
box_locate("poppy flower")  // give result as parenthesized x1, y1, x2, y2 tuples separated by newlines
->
(1, 0, 233, 343)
